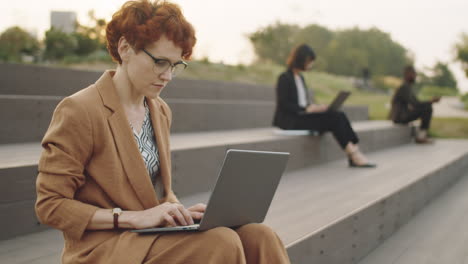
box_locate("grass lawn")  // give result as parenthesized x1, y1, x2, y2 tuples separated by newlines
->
(429, 118, 468, 139)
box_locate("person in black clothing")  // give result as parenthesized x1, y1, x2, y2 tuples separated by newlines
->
(273, 44, 375, 168)
(389, 66, 440, 144)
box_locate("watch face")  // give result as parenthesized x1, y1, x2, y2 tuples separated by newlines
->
(113, 208, 122, 215)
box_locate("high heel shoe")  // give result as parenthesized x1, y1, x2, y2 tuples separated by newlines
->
(348, 157, 377, 168)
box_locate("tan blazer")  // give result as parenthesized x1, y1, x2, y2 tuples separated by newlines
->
(35, 71, 179, 263)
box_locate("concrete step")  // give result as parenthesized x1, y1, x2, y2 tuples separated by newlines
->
(1, 140, 467, 264)
(179, 140, 468, 263)
(0, 94, 369, 144)
(358, 161, 468, 264)
(0, 121, 411, 240)
(0, 63, 275, 100)
(282, 140, 468, 263)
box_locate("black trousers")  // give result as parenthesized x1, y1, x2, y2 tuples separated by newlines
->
(292, 111, 359, 149)
(397, 105, 433, 130)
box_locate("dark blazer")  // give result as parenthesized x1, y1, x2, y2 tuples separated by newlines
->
(389, 81, 431, 122)
(273, 69, 311, 129)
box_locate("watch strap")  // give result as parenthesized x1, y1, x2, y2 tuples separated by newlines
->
(112, 208, 122, 229)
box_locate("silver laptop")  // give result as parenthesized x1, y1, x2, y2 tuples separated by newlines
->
(131, 149, 290, 233)
(328, 91, 351, 111)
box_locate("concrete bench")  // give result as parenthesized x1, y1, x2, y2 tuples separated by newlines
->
(0, 94, 368, 144)
(274, 129, 321, 136)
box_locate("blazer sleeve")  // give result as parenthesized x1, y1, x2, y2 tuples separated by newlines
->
(276, 73, 306, 114)
(35, 97, 99, 241)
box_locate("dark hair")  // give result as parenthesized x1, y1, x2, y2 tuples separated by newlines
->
(404, 65, 415, 75)
(106, 0, 196, 64)
(286, 44, 316, 70)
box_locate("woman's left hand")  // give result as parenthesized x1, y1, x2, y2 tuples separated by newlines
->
(187, 203, 206, 220)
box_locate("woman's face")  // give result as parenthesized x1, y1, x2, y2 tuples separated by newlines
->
(304, 59, 314, 71)
(124, 35, 183, 99)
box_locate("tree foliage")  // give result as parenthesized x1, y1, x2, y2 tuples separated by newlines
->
(430, 62, 457, 89)
(249, 22, 301, 66)
(44, 10, 107, 60)
(248, 22, 412, 77)
(1, 10, 109, 62)
(0, 26, 40, 62)
(75, 10, 107, 52)
(419, 61, 458, 92)
(44, 27, 78, 60)
(455, 33, 468, 77)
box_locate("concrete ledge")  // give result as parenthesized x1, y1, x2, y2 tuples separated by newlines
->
(0, 95, 368, 144)
(0, 63, 275, 100)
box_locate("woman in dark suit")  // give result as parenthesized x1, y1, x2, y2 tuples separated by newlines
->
(273, 44, 375, 167)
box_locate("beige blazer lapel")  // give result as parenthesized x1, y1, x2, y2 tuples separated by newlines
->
(147, 99, 172, 199)
(95, 71, 159, 209)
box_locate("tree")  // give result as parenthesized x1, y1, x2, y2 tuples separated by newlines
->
(455, 33, 468, 77)
(248, 23, 412, 77)
(248, 22, 301, 65)
(293, 24, 334, 70)
(430, 62, 457, 90)
(75, 10, 108, 51)
(0, 26, 40, 62)
(44, 27, 78, 60)
(72, 32, 100, 56)
(325, 27, 410, 77)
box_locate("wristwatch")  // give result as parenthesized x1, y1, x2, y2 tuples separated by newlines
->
(112, 208, 122, 229)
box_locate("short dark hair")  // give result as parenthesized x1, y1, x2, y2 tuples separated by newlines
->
(404, 65, 415, 75)
(286, 44, 316, 70)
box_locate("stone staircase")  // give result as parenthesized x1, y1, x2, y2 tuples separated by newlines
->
(1, 63, 467, 264)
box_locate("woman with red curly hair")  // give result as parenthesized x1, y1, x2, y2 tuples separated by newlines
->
(35, 1, 290, 263)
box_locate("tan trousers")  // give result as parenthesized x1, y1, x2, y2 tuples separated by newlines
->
(143, 223, 290, 264)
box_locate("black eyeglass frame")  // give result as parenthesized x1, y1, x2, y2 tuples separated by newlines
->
(142, 48, 188, 76)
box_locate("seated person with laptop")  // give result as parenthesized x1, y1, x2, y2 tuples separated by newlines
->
(273, 44, 375, 168)
(35, 2, 290, 264)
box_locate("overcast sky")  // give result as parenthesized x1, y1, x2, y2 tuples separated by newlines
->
(1, 0, 468, 91)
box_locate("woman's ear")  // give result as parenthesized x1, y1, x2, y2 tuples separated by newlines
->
(117, 37, 132, 63)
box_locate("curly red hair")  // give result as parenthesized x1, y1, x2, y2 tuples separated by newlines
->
(106, 0, 196, 64)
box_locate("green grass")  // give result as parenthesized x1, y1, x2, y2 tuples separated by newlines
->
(429, 118, 468, 138)
(461, 93, 468, 110)
(418, 85, 458, 101)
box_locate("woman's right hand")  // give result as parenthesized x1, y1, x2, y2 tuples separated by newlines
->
(306, 104, 328, 113)
(431, 96, 441, 103)
(129, 202, 195, 229)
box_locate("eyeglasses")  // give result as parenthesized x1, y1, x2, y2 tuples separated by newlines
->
(142, 49, 187, 77)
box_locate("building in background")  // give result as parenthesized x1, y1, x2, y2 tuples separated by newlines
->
(50, 11, 77, 33)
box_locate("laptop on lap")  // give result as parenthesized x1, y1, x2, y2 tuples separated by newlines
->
(327, 91, 351, 112)
(132, 149, 290, 233)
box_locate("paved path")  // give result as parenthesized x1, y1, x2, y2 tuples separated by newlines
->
(433, 96, 468, 118)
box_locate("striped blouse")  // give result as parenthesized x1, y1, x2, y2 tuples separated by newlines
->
(131, 100, 163, 198)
